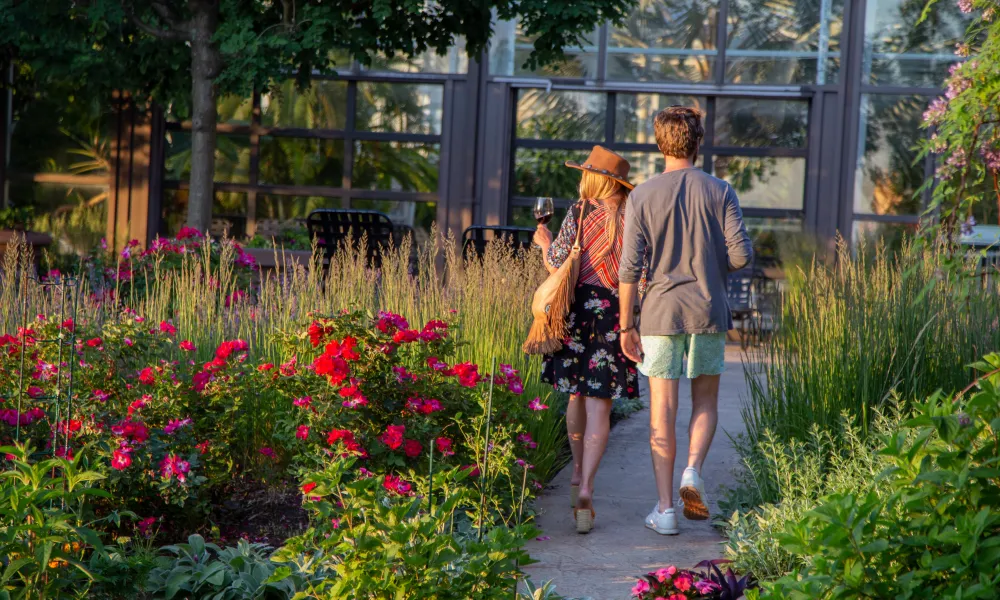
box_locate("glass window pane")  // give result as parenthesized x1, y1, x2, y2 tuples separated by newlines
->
(851, 220, 918, 256)
(617, 152, 705, 184)
(715, 99, 809, 148)
(355, 83, 444, 135)
(260, 80, 348, 130)
(164, 94, 253, 124)
(10, 96, 112, 175)
(162, 190, 248, 238)
(489, 20, 600, 78)
(726, 0, 844, 84)
(353, 142, 440, 192)
(514, 148, 583, 199)
(164, 133, 251, 183)
(607, 0, 719, 83)
(864, 0, 970, 86)
(615, 95, 707, 144)
(363, 40, 468, 74)
(713, 156, 805, 209)
(9, 181, 108, 254)
(217, 94, 254, 125)
(854, 95, 927, 216)
(511, 205, 570, 229)
(745, 217, 807, 265)
(256, 195, 338, 222)
(350, 199, 437, 243)
(516, 90, 607, 141)
(258, 137, 345, 187)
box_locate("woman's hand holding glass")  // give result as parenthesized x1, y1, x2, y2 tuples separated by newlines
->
(533, 225, 553, 251)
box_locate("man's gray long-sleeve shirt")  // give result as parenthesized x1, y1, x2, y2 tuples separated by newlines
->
(618, 167, 753, 335)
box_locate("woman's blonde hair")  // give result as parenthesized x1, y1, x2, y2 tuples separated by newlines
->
(578, 170, 627, 258)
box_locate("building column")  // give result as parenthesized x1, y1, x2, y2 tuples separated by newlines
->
(106, 95, 154, 249)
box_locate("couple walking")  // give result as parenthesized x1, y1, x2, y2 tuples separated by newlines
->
(533, 107, 753, 535)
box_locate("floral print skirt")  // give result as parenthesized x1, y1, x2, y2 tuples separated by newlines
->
(542, 283, 639, 400)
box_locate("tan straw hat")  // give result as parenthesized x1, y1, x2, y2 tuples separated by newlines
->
(565, 145, 634, 189)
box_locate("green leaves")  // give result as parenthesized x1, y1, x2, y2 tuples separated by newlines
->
(755, 354, 1000, 599)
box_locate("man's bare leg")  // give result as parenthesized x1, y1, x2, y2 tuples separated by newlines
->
(648, 377, 680, 511)
(688, 374, 720, 471)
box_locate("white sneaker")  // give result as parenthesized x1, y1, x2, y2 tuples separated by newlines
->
(645, 504, 679, 535)
(679, 467, 710, 520)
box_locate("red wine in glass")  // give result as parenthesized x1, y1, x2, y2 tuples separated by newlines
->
(533, 197, 554, 225)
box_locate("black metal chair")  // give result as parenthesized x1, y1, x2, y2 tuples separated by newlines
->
(305, 209, 395, 267)
(727, 268, 755, 350)
(461, 226, 535, 258)
(750, 272, 781, 345)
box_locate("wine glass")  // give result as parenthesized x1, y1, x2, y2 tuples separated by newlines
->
(533, 197, 554, 226)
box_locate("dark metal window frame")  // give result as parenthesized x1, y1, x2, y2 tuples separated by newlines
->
(161, 72, 455, 236)
(508, 88, 812, 224)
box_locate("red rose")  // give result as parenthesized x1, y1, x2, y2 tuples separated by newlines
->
(403, 439, 422, 458)
(111, 450, 131, 470)
(379, 424, 405, 450)
(138, 367, 155, 385)
(435, 437, 455, 456)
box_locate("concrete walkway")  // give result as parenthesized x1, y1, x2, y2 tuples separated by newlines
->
(523, 346, 748, 600)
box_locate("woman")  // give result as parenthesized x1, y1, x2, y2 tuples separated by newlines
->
(533, 146, 640, 534)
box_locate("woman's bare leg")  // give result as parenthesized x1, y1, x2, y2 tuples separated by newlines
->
(575, 396, 613, 511)
(566, 393, 586, 487)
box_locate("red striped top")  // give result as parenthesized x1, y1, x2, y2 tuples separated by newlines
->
(546, 198, 625, 290)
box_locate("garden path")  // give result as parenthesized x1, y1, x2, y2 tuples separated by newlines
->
(522, 345, 749, 600)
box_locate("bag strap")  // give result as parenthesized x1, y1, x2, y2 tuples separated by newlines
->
(572, 200, 590, 251)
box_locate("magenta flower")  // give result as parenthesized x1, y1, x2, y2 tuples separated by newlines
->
(259, 447, 275, 458)
(528, 397, 549, 411)
(163, 418, 193, 435)
(631, 579, 651, 597)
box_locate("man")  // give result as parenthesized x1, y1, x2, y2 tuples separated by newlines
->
(618, 106, 752, 535)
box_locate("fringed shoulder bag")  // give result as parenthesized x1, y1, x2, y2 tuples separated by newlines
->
(523, 201, 589, 355)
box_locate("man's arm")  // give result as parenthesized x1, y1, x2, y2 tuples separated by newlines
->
(618, 195, 645, 363)
(723, 185, 753, 271)
(618, 193, 646, 286)
(619, 281, 642, 363)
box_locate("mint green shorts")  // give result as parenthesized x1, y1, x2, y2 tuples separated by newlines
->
(637, 333, 727, 380)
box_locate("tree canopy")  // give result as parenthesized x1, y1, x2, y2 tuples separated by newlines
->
(2, 0, 637, 230)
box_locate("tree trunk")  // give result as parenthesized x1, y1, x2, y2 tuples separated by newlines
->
(186, 1, 222, 233)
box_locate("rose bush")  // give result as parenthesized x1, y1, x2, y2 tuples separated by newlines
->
(84, 227, 258, 305)
(0, 307, 548, 532)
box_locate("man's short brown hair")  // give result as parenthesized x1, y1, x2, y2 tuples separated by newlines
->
(653, 106, 704, 159)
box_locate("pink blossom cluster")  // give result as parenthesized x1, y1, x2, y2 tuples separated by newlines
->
(922, 97, 948, 125)
(405, 396, 443, 415)
(0, 407, 46, 427)
(493, 364, 524, 394)
(159, 454, 191, 483)
(980, 144, 1000, 170)
(164, 418, 193, 435)
(945, 62, 973, 100)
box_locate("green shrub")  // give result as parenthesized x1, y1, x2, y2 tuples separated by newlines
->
(742, 239, 1000, 503)
(0, 444, 110, 599)
(722, 410, 901, 580)
(751, 353, 1000, 599)
(144, 534, 319, 599)
(273, 458, 536, 599)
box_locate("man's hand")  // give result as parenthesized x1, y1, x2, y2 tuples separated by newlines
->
(621, 328, 643, 364)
